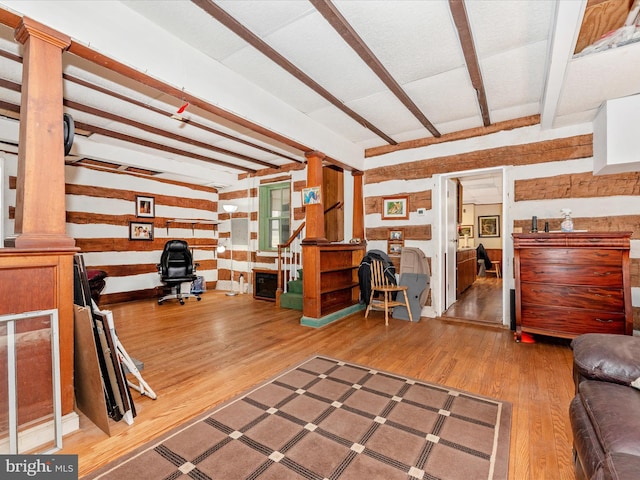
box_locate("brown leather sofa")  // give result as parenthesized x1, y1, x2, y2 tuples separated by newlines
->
(570, 333, 640, 480)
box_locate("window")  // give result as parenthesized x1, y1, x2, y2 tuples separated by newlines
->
(258, 182, 290, 251)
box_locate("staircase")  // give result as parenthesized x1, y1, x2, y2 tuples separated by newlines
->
(279, 269, 303, 310)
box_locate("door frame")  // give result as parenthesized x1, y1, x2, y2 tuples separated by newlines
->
(435, 166, 510, 326)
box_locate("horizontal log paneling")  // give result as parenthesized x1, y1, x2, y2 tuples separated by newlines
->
(513, 216, 640, 239)
(366, 225, 431, 241)
(10, 176, 217, 208)
(218, 211, 248, 221)
(293, 180, 306, 191)
(515, 171, 640, 201)
(294, 206, 305, 221)
(239, 162, 305, 180)
(366, 115, 541, 157)
(259, 174, 291, 185)
(216, 250, 249, 262)
(365, 135, 592, 184)
(252, 254, 277, 265)
(219, 188, 256, 201)
(101, 288, 160, 305)
(100, 280, 220, 305)
(76, 237, 217, 253)
(365, 190, 431, 215)
(66, 211, 217, 230)
(88, 259, 218, 277)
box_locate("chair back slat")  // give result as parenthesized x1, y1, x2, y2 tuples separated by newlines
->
(371, 260, 390, 288)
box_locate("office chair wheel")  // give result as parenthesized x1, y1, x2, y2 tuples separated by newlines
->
(158, 299, 163, 305)
(179, 299, 185, 305)
(197, 297, 202, 301)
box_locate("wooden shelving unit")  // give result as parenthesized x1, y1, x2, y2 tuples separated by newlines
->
(302, 243, 365, 318)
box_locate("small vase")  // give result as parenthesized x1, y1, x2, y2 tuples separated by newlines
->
(561, 214, 574, 232)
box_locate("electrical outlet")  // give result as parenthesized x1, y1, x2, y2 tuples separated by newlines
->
(417, 208, 426, 216)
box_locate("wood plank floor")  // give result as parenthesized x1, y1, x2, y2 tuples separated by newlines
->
(444, 277, 503, 325)
(62, 291, 576, 479)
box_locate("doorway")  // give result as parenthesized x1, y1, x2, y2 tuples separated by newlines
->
(438, 168, 508, 326)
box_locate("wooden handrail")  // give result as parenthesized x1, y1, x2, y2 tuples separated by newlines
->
(324, 201, 342, 214)
(280, 221, 305, 250)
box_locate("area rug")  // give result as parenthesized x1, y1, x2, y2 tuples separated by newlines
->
(84, 356, 511, 480)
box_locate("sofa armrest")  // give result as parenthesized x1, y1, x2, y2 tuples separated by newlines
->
(605, 453, 640, 480)
(572, 334, 640, 386)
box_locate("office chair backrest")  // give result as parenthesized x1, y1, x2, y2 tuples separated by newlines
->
(160, 240, 194, 278)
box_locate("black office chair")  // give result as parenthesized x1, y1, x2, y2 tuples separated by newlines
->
(157, 240, 201, 305)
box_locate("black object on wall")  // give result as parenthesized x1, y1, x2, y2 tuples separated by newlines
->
(63, 113, 74, 156)
(510, 288, 516, 331)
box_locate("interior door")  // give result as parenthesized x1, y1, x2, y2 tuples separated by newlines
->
(445, 178, 458, 308)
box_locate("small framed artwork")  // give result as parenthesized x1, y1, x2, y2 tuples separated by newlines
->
(302, 186, 321, 205)
(388, 242, 403, 255)
(382, 196, 409, 220)
(389, 229, 404, 241)
(129, 221, 154, 241)
(459, 225, 473, 237)
(136, 195, 155, 218)
(478, 215, 500, 238)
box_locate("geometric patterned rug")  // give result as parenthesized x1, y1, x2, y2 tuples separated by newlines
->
(83, 356, 511, 480)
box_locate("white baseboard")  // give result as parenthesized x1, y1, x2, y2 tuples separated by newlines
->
(0, 411, 79, 454)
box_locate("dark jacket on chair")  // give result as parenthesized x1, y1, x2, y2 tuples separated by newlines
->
(358, 249, 397, 305)
(477, 243, 492, 270)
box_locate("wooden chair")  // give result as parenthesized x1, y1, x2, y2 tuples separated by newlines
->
(486, 260, 501, 278)
(364, 259, 413, 325)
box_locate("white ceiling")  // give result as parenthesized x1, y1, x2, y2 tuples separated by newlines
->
(0, 0, 639, 193)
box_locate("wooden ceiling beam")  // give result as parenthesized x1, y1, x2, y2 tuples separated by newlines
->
(62, 74, 303, 164)
(0, 11, 311, 155)
(191, 0, 398, 145)
(73, 120, 257, 173)
(0, 94, 256, 173)
(311, 0, 441, 138)
(449, 0, 491, 127)
(63, 99, 280, 169)
(0, 45, 299, 168)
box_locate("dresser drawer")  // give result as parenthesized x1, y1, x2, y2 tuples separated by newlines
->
(520, 283, 623, 311)
(520, 306, 626, 336)
(518, 248, 622, 267)
(519, 264, 622, 286)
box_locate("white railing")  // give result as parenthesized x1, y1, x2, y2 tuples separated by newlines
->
(276, 222, 305, 305)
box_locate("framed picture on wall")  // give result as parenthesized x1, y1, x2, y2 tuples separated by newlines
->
(388, 242, 403, 255)
(129, 221, 154, 241)
(389, 229, 404, 241)
(478, 215, 500, 238)
(382, 196, 409, 220)
(459, 225, 473, 237)
(302, 186, 321, 205)
(136, 195, 155, 218)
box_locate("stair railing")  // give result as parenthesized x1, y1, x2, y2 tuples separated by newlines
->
(274, 202, 342, 306)
(276, 222, 305, 306)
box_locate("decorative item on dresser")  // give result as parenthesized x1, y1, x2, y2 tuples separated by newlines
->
(513, 232, 633, 342)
